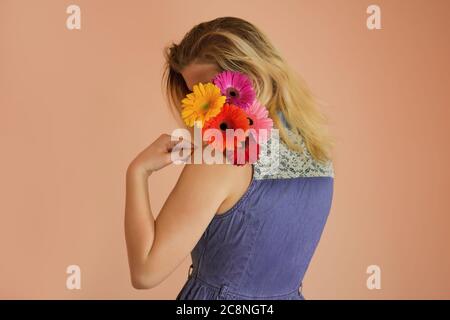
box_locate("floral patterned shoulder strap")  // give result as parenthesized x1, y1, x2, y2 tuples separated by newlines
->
(253, 127, 335, 180)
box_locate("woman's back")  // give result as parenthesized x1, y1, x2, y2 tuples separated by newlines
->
(177, 126, 334, 300)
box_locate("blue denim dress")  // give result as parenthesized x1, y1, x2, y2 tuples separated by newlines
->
(176, 118, 334, 300)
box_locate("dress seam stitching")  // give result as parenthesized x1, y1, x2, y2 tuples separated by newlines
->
(193, 276, 301, 299)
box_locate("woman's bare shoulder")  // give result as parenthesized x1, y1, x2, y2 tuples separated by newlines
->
(178, 162, 253, 212)
(181, 162, 251, 184)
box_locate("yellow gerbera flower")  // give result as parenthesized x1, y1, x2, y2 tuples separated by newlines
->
(181, 82, 226, 127)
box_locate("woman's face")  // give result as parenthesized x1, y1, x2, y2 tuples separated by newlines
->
(180, 62, 221, 91)
(179, 62, 221, 140)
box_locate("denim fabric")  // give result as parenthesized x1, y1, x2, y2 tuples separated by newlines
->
(278, 110, 290, 129)
(176, 175, 334, 300)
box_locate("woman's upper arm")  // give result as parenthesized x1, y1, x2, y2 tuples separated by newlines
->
(145, 163, 236, 285)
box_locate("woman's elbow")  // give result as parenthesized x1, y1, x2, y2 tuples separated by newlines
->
(131, 280, 152, 290)
(130, 271, 161, 289)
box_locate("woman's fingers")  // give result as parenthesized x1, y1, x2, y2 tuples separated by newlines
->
(130, 133, 197, 173)
(170, 139, 196, 164)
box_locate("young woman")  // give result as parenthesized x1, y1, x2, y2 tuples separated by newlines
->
(124, 16, 334, 300)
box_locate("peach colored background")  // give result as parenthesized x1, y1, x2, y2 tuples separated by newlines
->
(1, 0, 449, 299)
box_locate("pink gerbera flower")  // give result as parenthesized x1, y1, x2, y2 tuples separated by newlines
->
(246, 100, 273, 143)
(213, 71, 256, 110)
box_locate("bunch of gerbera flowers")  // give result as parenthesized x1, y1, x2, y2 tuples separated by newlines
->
(181, 70, 273, 165)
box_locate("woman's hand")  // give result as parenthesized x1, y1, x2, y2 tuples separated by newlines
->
(127, 133, 192, 178)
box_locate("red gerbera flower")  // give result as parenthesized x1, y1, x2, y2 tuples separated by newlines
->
(202, 103, 250, 151)
(226, 134, 261, 166)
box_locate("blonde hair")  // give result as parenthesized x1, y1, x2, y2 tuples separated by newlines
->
(162, 16, 333, 162)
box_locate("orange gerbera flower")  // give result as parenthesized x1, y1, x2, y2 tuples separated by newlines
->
(202, 103, 250, 151)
